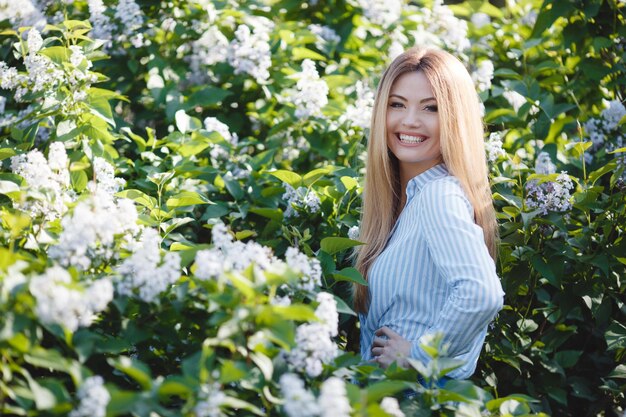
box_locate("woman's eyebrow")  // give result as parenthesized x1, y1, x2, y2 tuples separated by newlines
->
(388, 94, 436, 104)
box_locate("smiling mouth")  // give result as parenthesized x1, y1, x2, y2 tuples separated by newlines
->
(398, 133, 427, 144)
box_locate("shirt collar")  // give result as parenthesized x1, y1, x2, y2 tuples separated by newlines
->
(406, 163, 449, 200)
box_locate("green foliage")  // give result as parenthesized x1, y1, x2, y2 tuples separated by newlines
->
(0, 0, 625, 416)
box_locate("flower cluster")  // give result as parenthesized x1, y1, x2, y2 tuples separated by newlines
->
(380, 397, 405, 417)
(0, 28, 98, 116)
(286, 292, 339, 377)
(88, 0, 146, 51)
(357, 0, 403, 28)
(279, 374, 351, 417)
(88, 157, 126, 195)
(412, 0, 471, 57)
(584, 99, 626, 169)
(485, 131, 507, 163)
(29, 266, 114, 332)
(308, 24, 341, 50)
(113, 0, 145, 48)
(69, 376, 110, 417)
(88, 0, 115, 49)
(0, 0, 46, 28)
(472, 59, 494, 93)
(284, 247, 323, 292)
(342, 81, 375, 130)
(10, 142, 73, 221)
(525, 152, 574, 215)
(193, 222, 277, 281)
(289, 59, 329, 119)
(227, 17, 274, 83)
(282, 183, 321, 218)
(188, 26, 229, 80)
(116, 228, 181, 303)
(49, 189, 139, 270)
(203, 116, 238, 161)
(194, 382, 227, 417)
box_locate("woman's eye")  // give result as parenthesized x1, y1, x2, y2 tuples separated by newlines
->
(425, 105, 438, 112)
(389, 102, 404, 108)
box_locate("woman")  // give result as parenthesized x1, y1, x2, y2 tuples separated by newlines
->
(354, 46, 504, 380)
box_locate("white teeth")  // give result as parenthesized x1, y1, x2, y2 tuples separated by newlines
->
(399, 134, 426, 143)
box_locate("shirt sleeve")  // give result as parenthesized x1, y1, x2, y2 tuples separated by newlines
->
(409, 178, 504, 375)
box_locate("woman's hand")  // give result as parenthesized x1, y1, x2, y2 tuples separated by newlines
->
(371, 326, 411, 368)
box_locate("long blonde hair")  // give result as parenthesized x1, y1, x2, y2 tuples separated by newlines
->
(354, 46, 498, 314)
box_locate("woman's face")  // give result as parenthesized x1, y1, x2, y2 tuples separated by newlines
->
(386, 70, 442, 178)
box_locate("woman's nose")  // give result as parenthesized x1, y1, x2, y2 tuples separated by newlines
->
(401, 110, 422, 127)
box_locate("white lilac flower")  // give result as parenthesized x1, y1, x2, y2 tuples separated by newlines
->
(116, 228, 181, 302)
(194, 249, 224, 280)
(0, 62, 19, 90)
(23, 53, 64, 94)
(227, 18, 273, 83)
(49, 191, 139, 270)
(114, 0, 143, 33)
(270, 294, 292, 306)
(27, 28, 43, 53)
(203, 116, 238, 160)
(525, 170, 574, 215)
(0, 95, 5, 114)
(285, 247, 322, 292)
(194, 382, 227, 417)
(88, 157, 126, 195)
(343, 80, 375, 129)
(601, 99, 626, 131)
(503, 89, 526, 113)
(348, 225, 360, 240)
(485, 132, 507, 163)
(411, 0, 470, 57)
(189, 26, 229, 75)
(472, 59, 494, 93)
(69, 376, 110, 417)
(534, 151, 556, 175)
(380, 397, 405, 417)
(280, 134, 310, 162)
(282, 183, 321, 218)
(279, 373, 320, 417)
(0, 0, 46, 28)
(471, 12, 491, 28)
(357, 0, 403, 28)
(289, 59, 329, 119)
(87, 0, 114, 49)
(308, 24, 341, 49)
(286, 293, 339, 377)
(30, 266, 114, 332)
(69, 45, 91, 69)
(10, 146, 73, 221)
(319, 377, 351, 417)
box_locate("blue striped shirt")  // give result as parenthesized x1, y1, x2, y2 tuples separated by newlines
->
(359, 164, 504, 379)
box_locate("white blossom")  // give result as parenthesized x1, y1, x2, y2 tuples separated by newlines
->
(472, 59, 494, 92)
(116, 228, 181, 302)
(0, 0, 46, 28)
(282, 183, 321, 218)
(290, 59, 328, 119)
(194, 382, 227, 417)
(308, 24, 341, 49)
(69, 376, 110, 417)
(286, 293, 339, 377)
(204, 116, 238, 160)
(357, 0, 403, 28)
(485, 132, 507, 163)
(534, 151, 556, 175)
(49, 191, 139, 270)
(525, 167, 574, 215)
(27, 28, 43, 53)
(87, 0, 114, 49)
(348, 225, 360, 240)
(194, 249, 224, 280)
(471, 12, 491, 28)
(285, 247, 322, 292)
(411, 0, 471, 57)
(228, 18, 273, 83)
(380, 397, 405, 417)
(503, 89, 526, 113)
(88, 157, 126, 195)
(30, 266, 113, 332)
(342, 81, 375, 129)
(279, 373, 320, 417)
(319, 377, 351, 417)
(189, 26, 229, 75)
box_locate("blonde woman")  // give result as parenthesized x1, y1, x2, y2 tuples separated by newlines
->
(354, 46, 504, 380)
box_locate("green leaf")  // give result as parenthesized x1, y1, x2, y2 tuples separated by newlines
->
(0, 180, 19, 196)
(332, 267, 367, 285)
(340, 176, 358, 191)
(185, 87, 232, 108)
(365, 381, 408, 402)
(320, 237, 362, 255)
(250, 352, 273, 380)
(605, 321, 626, 351)
(109, 356, 153, 390)
(531, 255, 560, 287)
(292, 47, 327, 61)
(219, 360, 247, 383)
(39, 46, 69, 64)
(249, 207, 283, 221)
(269, 170, 302, 187)
(70, 170, 88, 193)
(0, 148, 16, 160)
(303, 166, 333, 186)
(116, 189, 157, 208)
(166, 191, 211, 208)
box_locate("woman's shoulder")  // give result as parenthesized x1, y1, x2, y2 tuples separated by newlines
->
(419, 174, 473, 215)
